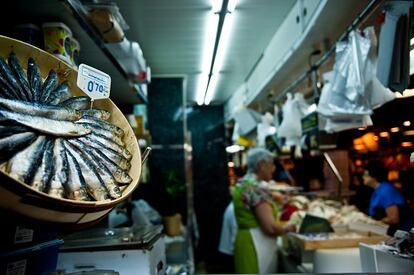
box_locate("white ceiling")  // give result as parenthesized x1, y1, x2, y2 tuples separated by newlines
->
(120, 0, 297, 105)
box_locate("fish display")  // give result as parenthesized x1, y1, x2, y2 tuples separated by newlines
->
(0, 52, 133, 201)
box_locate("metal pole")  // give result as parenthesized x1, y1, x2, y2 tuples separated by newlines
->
(141, 147, 152, 164)
(323, 152, 344, 199)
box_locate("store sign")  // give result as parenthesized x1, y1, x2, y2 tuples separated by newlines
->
(301, 112, 319, 150)
(77, 64, 111, 100)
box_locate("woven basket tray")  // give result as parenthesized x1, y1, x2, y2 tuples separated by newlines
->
(0, 35, 141, 226)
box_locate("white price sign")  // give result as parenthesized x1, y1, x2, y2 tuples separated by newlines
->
(77, 64, 111, 100)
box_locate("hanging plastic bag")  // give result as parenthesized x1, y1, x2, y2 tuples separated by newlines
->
(278, 93, 309, 141)
(278, 93, 309, 157)
(257, 112, 276, 147)
(316, 71, 335, 117)
(317, 27, 395, 133)
(328, 31, 372, 117)
(363, 26, 395, 109)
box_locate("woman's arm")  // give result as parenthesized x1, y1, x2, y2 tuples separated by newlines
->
(382, 205, 400, 225)
(254, 202, 295, 236)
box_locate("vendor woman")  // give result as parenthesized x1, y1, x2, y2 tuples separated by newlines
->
(363, 159, 414, 236)
(232, 148, 295, 274)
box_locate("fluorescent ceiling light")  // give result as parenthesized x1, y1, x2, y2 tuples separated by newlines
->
(404, 130, 414, 136)
(395, 88, 414, 98)
(212, 0, 222, 13)
(226, 144, 244, 153)
(227, 0, 238, 12)
(204, 1, 238, 105)
(196, 10, 219, 105)
(402, 142, 413, 147)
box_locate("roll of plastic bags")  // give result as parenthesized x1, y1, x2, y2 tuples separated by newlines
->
(316, 71, 335, 117)
(363, 27, 395, 109)
(329, 32, 372, 117)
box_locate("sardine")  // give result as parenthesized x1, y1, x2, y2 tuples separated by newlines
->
(0, 57, 28, 101)
(92, 150, 132, 185)
(77, 122, 124, 145)
(81, 109, 111, 120)
(7, 135, 47, 184)
(0, 109, 91, 137)
(68, 138, 131, 184)
(8, 52, 33, 101)
(31, 139, 54, 192)
(0, 75, 18, 99)
(0, 132, 37, 156)
(0, 97, 83, 121)
(40, 70, 58, 102)
(64, 141, 110, 201)
(27, 58, 42, 102)
(85, 133, 131, 160)
(0, 124, 29, 137)
(66, 139, 121, 199)
(78, 116, 124, 137)
(58, 96, 90, 110)
(70, 138, 131, 170)
(65, 149, 90, 201)
(46, 81, 72, 105)
(48, 138, 67, 198)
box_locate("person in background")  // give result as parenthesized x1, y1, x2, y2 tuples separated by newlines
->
(363, 159, 414, 236)
(232, 148, 296, 274)
(218, 201, 237, 273)
(273, 159, 295, 185)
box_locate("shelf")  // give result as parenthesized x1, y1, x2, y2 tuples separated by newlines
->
(62, 0, 148, 104)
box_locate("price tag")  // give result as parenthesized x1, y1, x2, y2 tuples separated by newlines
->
(77, 64, 111, 100)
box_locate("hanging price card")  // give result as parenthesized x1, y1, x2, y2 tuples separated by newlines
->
(77, 64, 111, 100)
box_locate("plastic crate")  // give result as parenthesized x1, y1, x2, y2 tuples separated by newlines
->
(0, 239, 63, 275)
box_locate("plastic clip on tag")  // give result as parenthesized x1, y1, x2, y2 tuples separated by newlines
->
(77, 64, 111, 108)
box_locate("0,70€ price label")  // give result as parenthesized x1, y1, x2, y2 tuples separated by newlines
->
(77, 64, 111, 100)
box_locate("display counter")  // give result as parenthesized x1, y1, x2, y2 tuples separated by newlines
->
(278, 225, 390, 273)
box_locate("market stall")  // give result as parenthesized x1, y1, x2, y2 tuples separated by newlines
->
(0, 0, 413, 274)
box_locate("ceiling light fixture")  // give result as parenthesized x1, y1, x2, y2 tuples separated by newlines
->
(390, 127, 400, 133)
(226, 144, 244, 153)
(379, 131, 389, 137)
(196, 6, 219, 105)
(196, 0, 238, 105)
(402, 142, 413, 148)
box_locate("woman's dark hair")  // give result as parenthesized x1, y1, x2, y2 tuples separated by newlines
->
(365, 159, 388, 182)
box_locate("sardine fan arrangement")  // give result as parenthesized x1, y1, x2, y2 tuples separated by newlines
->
(0, 52, 132, 201)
